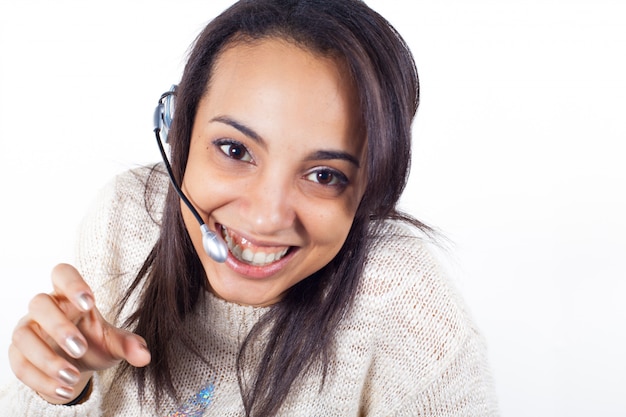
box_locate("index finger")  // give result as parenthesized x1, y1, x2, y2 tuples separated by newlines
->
(50, 263, 95, 313)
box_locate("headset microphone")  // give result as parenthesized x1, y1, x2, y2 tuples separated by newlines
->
(153, 85, 228, 263)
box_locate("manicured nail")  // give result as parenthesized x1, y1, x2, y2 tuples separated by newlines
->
(76, 292, 94, 311)
(65, 336, 86, 357)
(56, 386, 73, 400)
(59, 368, 80, 385)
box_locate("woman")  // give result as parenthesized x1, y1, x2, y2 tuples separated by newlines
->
(2, 0, 498, 415)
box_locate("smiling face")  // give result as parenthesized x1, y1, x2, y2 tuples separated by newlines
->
(180, 37, 367, 307)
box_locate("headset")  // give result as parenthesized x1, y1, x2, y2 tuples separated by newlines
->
(153, 85, 228, 263)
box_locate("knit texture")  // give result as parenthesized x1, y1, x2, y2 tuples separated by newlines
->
(0, 164, 499, 416)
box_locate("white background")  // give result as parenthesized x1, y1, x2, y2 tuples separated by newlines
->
(1, 1, 625, 415)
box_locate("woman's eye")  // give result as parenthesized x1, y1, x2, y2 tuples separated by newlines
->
(305, 169, 348, 187)
(218, 141, 253, 162)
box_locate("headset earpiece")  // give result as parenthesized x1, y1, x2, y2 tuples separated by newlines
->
(155, 85, 177, 143)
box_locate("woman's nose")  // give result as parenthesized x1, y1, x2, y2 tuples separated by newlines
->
(241, 174, 297, 235)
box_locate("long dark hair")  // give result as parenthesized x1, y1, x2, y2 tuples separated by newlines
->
(118, 0, 425, 415)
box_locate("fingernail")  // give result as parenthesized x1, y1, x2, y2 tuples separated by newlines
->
(76, 292, 94, 311)
(65, 336, 86, 357)
(56, 386, 73, 400)
(59, 368, 80, 385)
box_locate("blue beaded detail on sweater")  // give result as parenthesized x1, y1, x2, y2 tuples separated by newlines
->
(166, 383, 215, 417)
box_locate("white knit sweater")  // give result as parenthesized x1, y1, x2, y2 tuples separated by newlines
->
(0, 165, 499, 416)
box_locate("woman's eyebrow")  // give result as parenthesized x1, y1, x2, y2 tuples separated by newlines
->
(210, 115, 360, 167)
(211, 115, 266, 147)
(306, 150, 360, 168)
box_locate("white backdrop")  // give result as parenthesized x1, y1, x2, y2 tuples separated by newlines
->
(1, 1, 624, 416)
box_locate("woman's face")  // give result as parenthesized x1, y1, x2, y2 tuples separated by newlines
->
(181, 38, 367, 307)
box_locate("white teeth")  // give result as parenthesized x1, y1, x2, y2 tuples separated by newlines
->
(233, 244, 243, 260)
(242, 248, 255, 263)
(253, 252, 266, 265)
(222, 227, 290, 266)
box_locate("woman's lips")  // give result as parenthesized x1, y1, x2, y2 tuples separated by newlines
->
(220, 225, 299, 279)
(220, 225, 294, 268)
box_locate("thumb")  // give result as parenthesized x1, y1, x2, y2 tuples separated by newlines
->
(107, 327, 151, 368)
